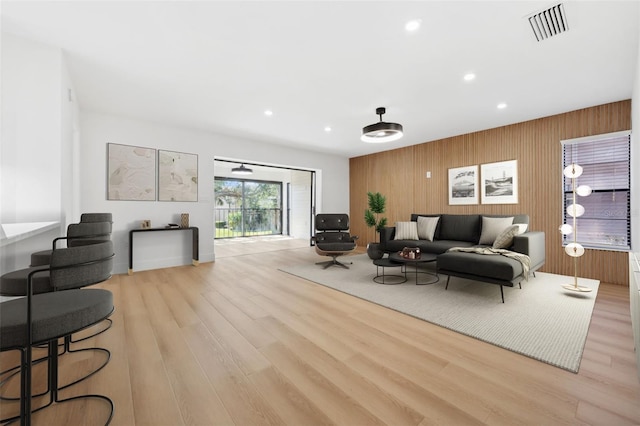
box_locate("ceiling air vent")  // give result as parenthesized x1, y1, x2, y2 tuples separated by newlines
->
(527, 3, 568, 42)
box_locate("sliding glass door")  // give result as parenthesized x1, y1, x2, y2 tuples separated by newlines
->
(214, 177, 282, 238)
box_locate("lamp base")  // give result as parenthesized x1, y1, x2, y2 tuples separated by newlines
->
(561, 284, 592, 292)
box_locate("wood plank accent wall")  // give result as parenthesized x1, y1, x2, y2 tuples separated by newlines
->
(350, 100, 631, 285)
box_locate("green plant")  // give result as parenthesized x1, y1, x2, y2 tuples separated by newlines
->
(364, 191, 387, 242)
(228, 212, 242, 230)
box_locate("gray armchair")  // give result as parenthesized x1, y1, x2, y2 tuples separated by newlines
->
(312, 213, 358, 269)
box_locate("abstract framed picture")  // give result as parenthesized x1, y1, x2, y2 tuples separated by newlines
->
(158, 150, 198, 202)
(448, 165, 478, 205)
(481, 160, 518, 204)
(107, 143, 156, 201)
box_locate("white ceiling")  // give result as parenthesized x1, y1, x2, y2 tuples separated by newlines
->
(2, 1, 638, 158)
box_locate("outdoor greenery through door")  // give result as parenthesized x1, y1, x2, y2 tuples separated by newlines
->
(214, 178, 283, 238)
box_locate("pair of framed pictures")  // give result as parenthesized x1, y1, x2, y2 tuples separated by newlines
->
(107, 143, 198, 202)
(448, 160, 517, 205)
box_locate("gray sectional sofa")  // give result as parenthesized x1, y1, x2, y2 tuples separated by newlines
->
(380, 213, 546, 302)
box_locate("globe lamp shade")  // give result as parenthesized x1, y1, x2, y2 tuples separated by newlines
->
(563, 164, 583, 178)
(565, 242, 585, 257)
(566, 203, 585, 218)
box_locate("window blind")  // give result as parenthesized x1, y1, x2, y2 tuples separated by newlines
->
(562, 131, 631, 250)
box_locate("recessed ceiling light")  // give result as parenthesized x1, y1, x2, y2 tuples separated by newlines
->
(497, 103, 507, 109)
(264, 110, 273, 116)
(463, 73, 476, 81)
(324, 126, 332, 132)
(405, 19, 422, 32)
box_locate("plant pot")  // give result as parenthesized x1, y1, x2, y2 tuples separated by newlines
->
(367, 243, 384, 260)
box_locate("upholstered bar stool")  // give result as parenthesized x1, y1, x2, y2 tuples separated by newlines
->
(0, 241, 115, 400)
(79, 212, 113, 223)
(0, 285, 115, 424)
(3, 224, 112, 294)
(30, 220, 112, 267)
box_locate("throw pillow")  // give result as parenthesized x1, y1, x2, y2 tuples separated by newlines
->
(514, 223, 528, 234)
(394, 221, 419, 240)
(492, 225, 520, 249)
(417, 216, 439, 241)
(479, 216, 514, 245)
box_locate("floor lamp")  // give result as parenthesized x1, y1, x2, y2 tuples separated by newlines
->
(559, 163, 592, 292)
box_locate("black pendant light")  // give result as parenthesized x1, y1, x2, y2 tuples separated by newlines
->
(232, 163, 253, 175)
(361, 107, 404, 143)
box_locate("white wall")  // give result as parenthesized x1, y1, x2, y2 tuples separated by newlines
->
(290, 170, 313, 238)
(632, 5, 640, 258)
(1, 33, 62, 224)
(1, 33, 78, 272)
(80, 112, 349, 274)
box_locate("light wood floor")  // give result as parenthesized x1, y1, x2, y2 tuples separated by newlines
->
(1, 239, 639, 425)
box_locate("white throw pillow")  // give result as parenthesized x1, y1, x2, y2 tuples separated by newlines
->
(514, 223, 528, 234)
(492, 225, 520, 249)
(479, 216, 514, 245)
(394, 221, 419, 240)
(417, 216, 439, 241)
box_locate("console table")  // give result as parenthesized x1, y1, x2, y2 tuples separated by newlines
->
(128, 226, 199, 275)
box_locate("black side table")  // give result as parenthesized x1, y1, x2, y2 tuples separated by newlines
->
(389, 252, 439, 285)
(372, 257, 407, 285)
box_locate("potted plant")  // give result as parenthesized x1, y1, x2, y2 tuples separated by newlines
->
(364, 191, 387, 259)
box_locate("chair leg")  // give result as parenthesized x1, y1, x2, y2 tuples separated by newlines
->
(500, 285, 505, 303)
(47, 340, 114, 425)
(316, 255, 351, 269)
(0, 332, 110, 401)
(21, 346, 30, 426)
(1, 339, 113, 425)
(445, 276, 450, 290)
(70, 318, 112, 344)
(0, 345, 55, 402)
(58, 335, 111, 391)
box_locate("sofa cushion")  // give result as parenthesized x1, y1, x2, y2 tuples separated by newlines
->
(439, 214, 481, 243)
(423, 240, 475, 254)
(394, 222, 419, 240)
(492, 225, 520, 249)
(438, 251, 524, 282)
(417, 216, 439, 241)
(383, 239, 475, 255)
(514, 223, 528, 234)
(479, 216, 514, 245)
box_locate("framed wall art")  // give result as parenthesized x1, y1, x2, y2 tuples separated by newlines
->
(481, 160, 518, 204)
(448, 165, 478, 205)
(158, 150, 198, 202)
(107, 143, 156, 201)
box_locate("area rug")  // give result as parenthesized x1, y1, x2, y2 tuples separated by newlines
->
(279, 254, 600, 373)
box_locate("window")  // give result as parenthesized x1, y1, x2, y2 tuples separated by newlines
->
(562, 131, 631, 250)
(214, 178, 282, 238)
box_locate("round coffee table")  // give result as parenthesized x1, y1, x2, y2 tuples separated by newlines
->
(389, 252, 439, 285)
(372, 257, 407, 285)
